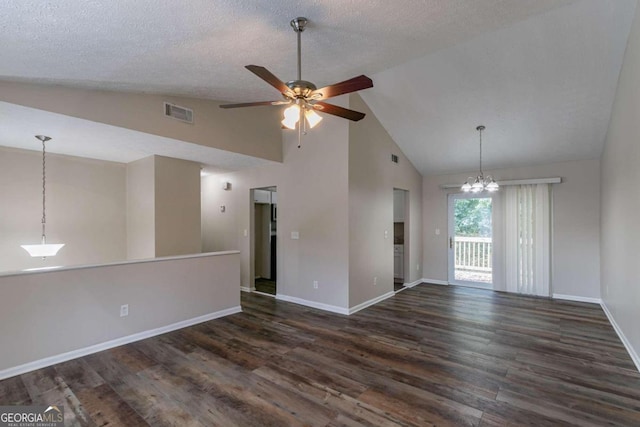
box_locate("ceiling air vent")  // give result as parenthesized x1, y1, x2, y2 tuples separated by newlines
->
(164, 102, 193, 124)
(391, 154, 399, 164)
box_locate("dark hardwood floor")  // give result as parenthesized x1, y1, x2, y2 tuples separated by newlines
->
(255, 278, 276, 295)
(2, 284, 640, 426)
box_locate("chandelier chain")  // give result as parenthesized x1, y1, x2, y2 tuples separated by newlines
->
(479, 127, 483, 177)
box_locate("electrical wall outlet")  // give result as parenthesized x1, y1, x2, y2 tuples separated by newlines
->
(417, 264, 420, 271)
(313, 280, 318, 289)
(374, 276, 378, 286)
(243, 229, 248, 237)
(120, 304, 129, 317)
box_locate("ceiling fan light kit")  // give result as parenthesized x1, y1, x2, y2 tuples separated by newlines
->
(461, 126, 499, 193)
(220, 17, 373, 147)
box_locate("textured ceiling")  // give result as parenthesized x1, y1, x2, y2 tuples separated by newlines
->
(0, 0, 635, 174)
(361, 0, 637, 175)
(0, 102, 276, 173)
(0, 0, 577, 102)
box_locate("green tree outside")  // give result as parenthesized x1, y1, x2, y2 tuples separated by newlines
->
(455, 198, 492, 237)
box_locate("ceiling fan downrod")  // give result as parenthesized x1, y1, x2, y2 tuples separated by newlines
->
(290, 17, 307, 81)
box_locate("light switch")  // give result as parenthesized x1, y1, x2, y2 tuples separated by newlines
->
(291, 231, 300, 240)
(243, 229, 248, 237)
(384, 230, 389, 239)
(435, 228, 440, 235)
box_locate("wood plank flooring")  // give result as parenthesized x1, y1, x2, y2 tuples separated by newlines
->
(2, 284, 640, 426)
(255, 278, 276, 295)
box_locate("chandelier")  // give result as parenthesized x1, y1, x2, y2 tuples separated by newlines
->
(21, 135, 65, 258)
(461, 125, 499, 193)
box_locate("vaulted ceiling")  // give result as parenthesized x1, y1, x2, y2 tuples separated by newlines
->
(0, 0, 636, 174)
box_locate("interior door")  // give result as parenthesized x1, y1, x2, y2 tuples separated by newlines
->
(448, 193, 496, 289)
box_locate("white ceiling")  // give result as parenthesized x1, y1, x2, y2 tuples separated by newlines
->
(0, 0, 577, 102)
(0, 0, 636, 174)
(0, 102, 276, 173)
(361, 0, 637, 175)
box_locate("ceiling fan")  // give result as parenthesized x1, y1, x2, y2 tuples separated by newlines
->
(220, 17, 373, 146)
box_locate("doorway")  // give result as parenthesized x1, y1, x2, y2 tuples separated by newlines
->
(393, 189, 409, 292)
(252, 187, 277, 295)
(448, 193, 495, 289)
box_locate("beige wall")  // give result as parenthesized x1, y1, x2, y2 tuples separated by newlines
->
(422, 158, 601, 298)
(126, 156, 155, 259)
(202, 95, 425, 311)
(348, 94, 423, 307)
(202, 98, 351, 309)
(0, 81, 283, 162)
(201, 177, 237, 252)
(0, 252, 240, 375)
(154, 156, 201, 257)
(127, 155, 201, 259)
(0, 146, 126, 272)
(600, 4, 640, 365)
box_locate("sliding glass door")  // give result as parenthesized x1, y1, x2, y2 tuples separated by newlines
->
(448, 193, 496, 289)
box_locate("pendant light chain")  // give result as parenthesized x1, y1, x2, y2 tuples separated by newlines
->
(20, 135, 65, 257)
(41, 138, 47, 242)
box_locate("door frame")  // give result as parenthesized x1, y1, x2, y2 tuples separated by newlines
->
(447, 192, 500, 289)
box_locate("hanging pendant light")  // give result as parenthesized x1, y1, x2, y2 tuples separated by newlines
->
(21, 135, 65, 259)
(461, 126, 499, 193)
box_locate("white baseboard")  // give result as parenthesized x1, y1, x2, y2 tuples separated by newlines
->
(276, 294, 349, 315)
(349, 291, 395, 315)
(0, 306, 242, 381)
(403, 279, 424, 288)
(600, 302, 640, 373)
(240, 286, 252, 293)
(421, 278, 449, 286)
(552, 293, 602, 304)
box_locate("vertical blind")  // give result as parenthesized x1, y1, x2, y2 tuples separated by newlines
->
(505, 184, 551, 296)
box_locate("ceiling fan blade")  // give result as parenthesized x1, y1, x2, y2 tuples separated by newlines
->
(245, 65, 292, 96)
(311, 75, 373, 100)
(219, 101, 283, 109)
(314, 101, 366, 121)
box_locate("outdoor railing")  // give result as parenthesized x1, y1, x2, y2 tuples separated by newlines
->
(455, 236, 492, 272)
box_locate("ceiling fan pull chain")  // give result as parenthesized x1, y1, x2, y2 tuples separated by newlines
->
(298, 106, 303, 148)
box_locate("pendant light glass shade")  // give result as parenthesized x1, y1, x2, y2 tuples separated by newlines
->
(21, 135, 65, 259)
(22, 242, 65, 258)
(461, 126, 499, 193)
